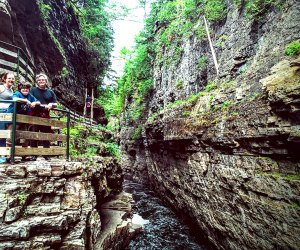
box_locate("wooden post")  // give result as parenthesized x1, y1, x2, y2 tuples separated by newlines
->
(91, 88, 94, 121)
(16, 49, 20, 79)
(203, 16, 219, 76)
(83, 88, 87, 116)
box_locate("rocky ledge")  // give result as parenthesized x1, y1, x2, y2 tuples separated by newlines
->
(0, 157, 130, 249)
(95, 191, 142, 250)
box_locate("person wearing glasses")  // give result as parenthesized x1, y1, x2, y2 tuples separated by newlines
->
(30, 73, 57, 160)
(0, 72, 14, 163)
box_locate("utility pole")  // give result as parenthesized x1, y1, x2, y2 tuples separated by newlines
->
(91, 88, 94, 121)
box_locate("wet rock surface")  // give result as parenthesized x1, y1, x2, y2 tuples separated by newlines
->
(95, 191, 142, 250)
(122, 59, 300, 249)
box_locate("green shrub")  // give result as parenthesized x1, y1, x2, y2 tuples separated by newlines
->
(221, 80, 236, 90)
(60, 67, 69, 78)
(176, 80, 184, 90)
(147, 112, 158, 123)
(85, 146, 98, 156)
(18, 192, 28, 205)
(238, 64, 248, 74)
(205, 81, 217, 91)
(182, 111, 191, 117)
(157, 1, 177, 23)
(198, 56, 208, 70)
(285, 41, 300, 56)
(217, 34, 228, 48)
(205, 0, 227, 22)
(222, 100, 231, 108)
(291, 201, 299, 209)
(243, 0, 285, 19)
(105, 142, 120, 158)
(132, 125, 143, 140)
(208, 95, 214, 106)
(40, 3, 52, 19)
(171, 99, 185, 106)
(195, 25, 206, 41)
(127, 103, 145, 121)
(159, 21, 179, 46)
(188, 92, 205, 103)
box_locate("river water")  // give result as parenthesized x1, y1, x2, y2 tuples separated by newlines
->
(123, 180, 209, 250)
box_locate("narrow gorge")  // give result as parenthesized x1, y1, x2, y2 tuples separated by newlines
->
(0, 0, 299, 249)
(120, 0, 300, 249)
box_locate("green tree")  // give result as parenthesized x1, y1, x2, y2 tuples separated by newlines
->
(78, 0, 114, 81)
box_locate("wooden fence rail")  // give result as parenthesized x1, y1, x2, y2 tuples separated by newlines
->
(65, 106, 97, 126)
(0, 40, 97, 126)
(0, 40, 36, 83)
(0, 100, 70, 163)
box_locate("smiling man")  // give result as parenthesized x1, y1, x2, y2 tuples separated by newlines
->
(29, 73, 58, 160)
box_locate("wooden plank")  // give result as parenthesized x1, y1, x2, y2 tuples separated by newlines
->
(0, 44, 35, 71)
(15, 147, 66, 156)
(84, 88, 87, 116)
(0, 48, 35, 76)
(91, 88, 94, 120)
(16, 114, 66, 128)
(0, 59, 34, 81)
(15, 130, 67, 142)
(0, 113, 12, 122)
(0, 147, 66, 156)
(0, 130, 11, 139)
(0, 47, 17, 57)
(0, 66, 33, 82)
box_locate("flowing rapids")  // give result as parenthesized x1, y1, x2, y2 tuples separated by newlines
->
(124, 180, 209, 250)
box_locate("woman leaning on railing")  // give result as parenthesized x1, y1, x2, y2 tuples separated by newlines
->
(0, 72, 15, 163)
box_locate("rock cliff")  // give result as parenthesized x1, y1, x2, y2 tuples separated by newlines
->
(0, 0, 105, 119)
(120, 1, 300, 249)
(0, 157, 124, 249)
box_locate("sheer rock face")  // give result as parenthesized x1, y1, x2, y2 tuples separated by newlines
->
(0, 158, 123, 249)
(146, 1, 300, 109)
(0, 0, 105, 120)
(120, 1, 300, 249)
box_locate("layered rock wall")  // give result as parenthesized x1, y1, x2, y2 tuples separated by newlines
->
(0, 157, 123, 249)
(121, 1, 300, 249)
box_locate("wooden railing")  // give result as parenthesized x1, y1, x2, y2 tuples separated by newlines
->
(0, 100, 70, 163)
(0, 40, 97, 126)
(65, 106, 97, 126)
(0, 40, 36, 83)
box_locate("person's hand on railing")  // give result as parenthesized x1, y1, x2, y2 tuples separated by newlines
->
(45, 103, 53, 110)
(29, 101, 40, 108)
(40, 103, 57, 111)
(15, 98, 29, 104)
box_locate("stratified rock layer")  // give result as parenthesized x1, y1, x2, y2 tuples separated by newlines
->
(120, 1, 300, 249)
(0, 157, 123, 249)
(122, 58, 300, 250)
(96, 192, 142, 250)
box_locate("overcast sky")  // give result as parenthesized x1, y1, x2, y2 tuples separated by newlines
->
(105, 0, 150, 85)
